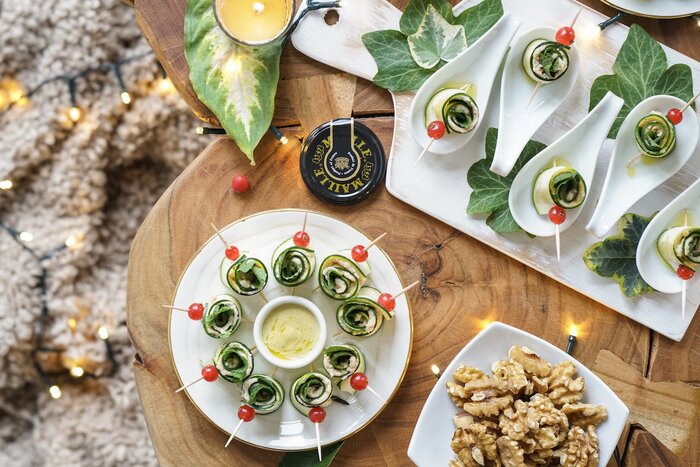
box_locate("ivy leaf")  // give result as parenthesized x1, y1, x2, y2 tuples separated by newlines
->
(582, 213, 655, 298)
(400, 0, 455, 35)
(466, 128, 546, 233)
(184, 0, 282, 164)
(452, 0, 504, 45)
(407, 5, 467, 68)
(589, 24, 694, 139)
(278, 441, 344, 467)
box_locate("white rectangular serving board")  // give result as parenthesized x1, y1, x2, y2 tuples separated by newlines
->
(291, 0, 700, 341)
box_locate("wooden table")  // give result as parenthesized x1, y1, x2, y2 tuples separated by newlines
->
(126, 0, 700, 465)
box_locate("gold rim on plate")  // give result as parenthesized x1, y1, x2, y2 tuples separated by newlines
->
(599, 0, 700, 19)
(167, 208, 414, 452)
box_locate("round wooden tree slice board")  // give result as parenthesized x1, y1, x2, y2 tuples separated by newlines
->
(128, 0, 700, 464)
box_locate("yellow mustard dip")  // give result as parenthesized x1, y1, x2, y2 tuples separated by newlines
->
(262, 304, 319, 360)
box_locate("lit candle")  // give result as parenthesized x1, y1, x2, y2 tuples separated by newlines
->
(214, 0, 294, 46)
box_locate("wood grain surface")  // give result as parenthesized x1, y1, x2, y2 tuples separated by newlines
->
(128, 0, 700, 465)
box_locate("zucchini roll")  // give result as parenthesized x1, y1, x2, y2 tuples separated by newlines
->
(323, 344, 366, 394)
(657, 226, 700, 271)
(214, 341, 254, 383)
(241, 374, 284, 414)
(202, 294, 242, 339)
(336, 286, 388, 337)
(220, 255, 268, 296)
(318, 251, 371, 300)
(635, 112, 676, 158)
(522, 39, 570, 83)
(424, 88, 479, 134)
(272, 238, 316, 287)
(290, 372, 333, 415)
(532, 165, 586, 215)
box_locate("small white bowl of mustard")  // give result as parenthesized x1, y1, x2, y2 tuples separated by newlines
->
(253, 296, 326, 369)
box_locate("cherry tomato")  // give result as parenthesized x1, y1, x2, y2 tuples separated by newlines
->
(308, 407, 326, 423)
(555, 26, 575, 46)
(377, 293, 396, 312)
(548, 206, 566, 225)
(201, 365, 219, 382)
(677, 265, 695, 280)
(351, 245, 368, 262)
(427, 121, 446, 140)
(225, 245, 240, 261)
(667, 108, 683, 125)
(231, 175, 250, 193)
(293, 231, 310, 247)
(188, 303, 204, 320)
(238, 404, 256, 422)
(350, 372, 369, 391)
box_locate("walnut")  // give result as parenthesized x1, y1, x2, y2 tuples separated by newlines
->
(523, 375, 548, 396)
(528, 449, 553, 464)
(561, 403, 608, 427)
(527, 394, 569, 446)
(451, 423, 499, 466)
(499, 400, 538, 441)
(508, 346, 552, 378)
(463, 395, 514, 417)
(454, 412, 476, 429)
(455, 365, 486, 383)
(545, 361, 585, 406)
(492, 360, 529, 394)
(553, 425, 600, 467)
(496, 436, 525, 467)
(448, 377, 509, 401)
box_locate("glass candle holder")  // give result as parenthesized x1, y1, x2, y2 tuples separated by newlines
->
(212, 0, 296, 46)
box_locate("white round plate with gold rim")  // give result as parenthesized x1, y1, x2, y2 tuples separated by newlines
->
(601, 0, 700, 19)
(169, 209, 412, 451)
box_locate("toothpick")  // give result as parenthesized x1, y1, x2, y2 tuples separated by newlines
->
(415, 139, 434, 165)
(334, 329, 343, 338)
(314, 422, 322, 461)
(626, 152, 643, 169)
(175, 376, 203, 393)
(525, 82, 543, 109)
(225, 419, 245, 447)
(290, 287, 295, 296)
(680, 90, 700, 113)
(211, 223, 229, 248)
(302, 212, 308, 232)
(682, 209, 689, 320)
(312, 285, 321, 293)
(308, 364, 314, 373)
(555, 224, 561, 261)
(365, 232, 387, 251)
(270, 366, 278, 377)
(365, 385, 388, 405)
(569, 7, 583, 28)
(259, 291, 269, 303)
(163, 304, 188, 312)
(250, 345, 257, 353)
(460, 83, 471, 92)
(394, 280, 420, 299)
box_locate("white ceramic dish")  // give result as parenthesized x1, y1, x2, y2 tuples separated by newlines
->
(491, 26, 580, 176)
(509, 92, 623, 236)
(407, 321, 629, 466)
(408, 13, 521, 156)
(169, 209, 412, 451)
(637, 177, 700, 294)
(601, 0, 700, 19)
(586, 95, 700, 238)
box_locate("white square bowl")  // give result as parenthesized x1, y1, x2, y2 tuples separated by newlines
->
(407, 322, 629, 466)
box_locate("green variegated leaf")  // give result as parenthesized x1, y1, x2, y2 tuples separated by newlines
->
(400, 0, 455, 36)
(407, 5, 467, 69)
(184, 0, 282, 164)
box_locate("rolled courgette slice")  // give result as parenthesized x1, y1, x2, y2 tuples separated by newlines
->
(272, 238, 316, 287)
(290, 372, 333, 416)
(318, 251, 371, 300)
(522, 39, 570, 83)
(635, 112, 676, 158)
(532, 165, 587, 215)
(657, 226, 700, 271)
(336, 286, 387, 337)
(214, 341, 254, 383)
(322, 344, 366, 394)
(220, 255, 268, 296)
(424, 88, 479, 134)
(202, 294, 242, 339)
(241, 374, 284, 414)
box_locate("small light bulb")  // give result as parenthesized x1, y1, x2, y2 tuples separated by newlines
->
(280, 135, 289, 145)
(195, 127, 205, 135)
(65, 235, 77, 248)
(67, 317, 77, 330)
(430, 364, 441, 378)
(70, 366, 84, 378)
(19, 231, 33, 242)
(158, 78, 174, 93)
(67, 106, 82, 122)
(568, 324, 579, 338)
(252, 2, 265, 14)
(98, 326, 109, 340)
(49, 385, 62, 399)
(0, 179, 13, 190)
(120, 91, 132, 105)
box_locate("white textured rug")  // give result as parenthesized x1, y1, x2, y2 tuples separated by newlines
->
(0, 1, 209, 464)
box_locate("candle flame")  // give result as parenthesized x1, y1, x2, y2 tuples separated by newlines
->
(430, 364, 441, 378)
(252, 2, 265, 14)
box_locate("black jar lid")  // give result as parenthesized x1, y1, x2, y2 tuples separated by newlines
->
(299, 118, 386, 205)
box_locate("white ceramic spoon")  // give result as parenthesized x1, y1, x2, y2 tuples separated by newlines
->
(637, 177, 700, 294)
(408, 13, 521, 156)
(509, 92, 624, 236)
(490, 27, 580, 176)
(586, 95, 700, 238)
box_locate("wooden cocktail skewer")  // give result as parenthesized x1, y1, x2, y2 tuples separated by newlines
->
(680, 90, 700, 113)
(680, 210, 690, 320)
(351, 232, 387, 263)
(162, 302, 204, 320)
(225, 405, 256, 447)
(308, 407, 326, 461)
(526, 9, 582, 109)
(349, 372, 387, 404)
(291, 212, 312, 296)
(175, 364, 218, 393)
